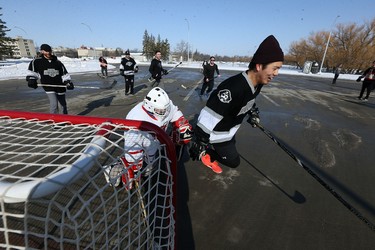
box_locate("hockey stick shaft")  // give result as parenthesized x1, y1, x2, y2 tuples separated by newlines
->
(148, 62, 182, 86)
(181, 76, 218, 90)
(37, 80, 117, 90)
(166, 61, 182, 73)
(257, 123, 375, 232)
(134, 180, 148, 224)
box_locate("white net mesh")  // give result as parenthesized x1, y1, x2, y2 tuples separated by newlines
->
(0, 112, 176, 250)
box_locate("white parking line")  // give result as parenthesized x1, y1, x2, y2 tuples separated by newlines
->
(261, 93, 280, 106)
(183, 79, 203, 102)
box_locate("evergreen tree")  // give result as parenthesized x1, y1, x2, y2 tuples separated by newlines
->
(142, 29, 170, 61)
(0, 9, 15, 60)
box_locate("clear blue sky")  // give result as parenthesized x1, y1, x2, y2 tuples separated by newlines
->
(2, 0, 374, 57)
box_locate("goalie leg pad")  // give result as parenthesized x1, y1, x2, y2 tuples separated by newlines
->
(119, 156, 143, 190)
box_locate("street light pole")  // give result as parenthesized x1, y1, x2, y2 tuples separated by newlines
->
(319, 15, 340, 74)
(13, 26, 28, 35)
(184, 18, 190, 63)
(81, 23, 96, 59)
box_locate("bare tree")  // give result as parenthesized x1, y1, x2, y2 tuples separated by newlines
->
(289, 17, 375, 73)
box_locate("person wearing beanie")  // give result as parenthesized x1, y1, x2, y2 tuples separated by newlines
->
(189, 35, 284, 174)
(26, 43, 74, 114)
(120, 49, 139, 95)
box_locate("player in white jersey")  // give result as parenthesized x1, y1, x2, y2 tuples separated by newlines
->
(105, 87, 192, 189)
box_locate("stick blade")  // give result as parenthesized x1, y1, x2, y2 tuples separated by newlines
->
(102, 80, 117, 89)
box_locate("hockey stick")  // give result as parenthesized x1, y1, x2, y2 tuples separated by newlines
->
(177, 145, 185, 162)
(37, 80, 118, 90)
(134, 180, 149, 226)
(149, 62, 182, 87)
(182, 76, 222, 101)
(181, 75, 219, 90)
(257, 123, 375, 232)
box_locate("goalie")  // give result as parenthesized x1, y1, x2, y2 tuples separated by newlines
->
(104, 87, 192, 189)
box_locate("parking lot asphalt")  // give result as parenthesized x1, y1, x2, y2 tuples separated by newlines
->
(1, 66, 374, 249)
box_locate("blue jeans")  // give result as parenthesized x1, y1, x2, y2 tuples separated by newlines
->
(46, 92, 68, 114)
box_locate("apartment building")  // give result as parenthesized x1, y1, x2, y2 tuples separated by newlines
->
(10, 36, 37, 58)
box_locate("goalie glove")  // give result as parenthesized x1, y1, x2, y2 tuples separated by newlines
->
(104, 156, 143, 190)
(356, 76, 362, 82)
(247, 106, 260, 128)
(120, 69, 125, 76)
(172, 117, 193, 145)
(134, 66, 139, 73)
(163, 69, 168, 75)
(189, 126, 209, 161)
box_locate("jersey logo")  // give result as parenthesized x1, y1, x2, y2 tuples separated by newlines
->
(44, 69, 59, 77)
(218, 89, 232, 103)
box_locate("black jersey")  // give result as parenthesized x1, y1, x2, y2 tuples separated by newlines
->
(197, 71, 262, 143)
(203, 63, 220, 80)
(120, 57, 137, 75)
(149, 58, 164, 80)
(27, 55, 69, 93)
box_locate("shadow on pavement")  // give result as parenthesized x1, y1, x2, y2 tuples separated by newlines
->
(176, 145, 195, 250)
(240, 154, 306, 204)
(78, 95, 115, 115)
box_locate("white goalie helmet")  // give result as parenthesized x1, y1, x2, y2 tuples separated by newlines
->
(143, 87, 171, 118)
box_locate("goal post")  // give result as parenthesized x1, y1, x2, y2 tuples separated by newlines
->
(0, 110, 177, 249)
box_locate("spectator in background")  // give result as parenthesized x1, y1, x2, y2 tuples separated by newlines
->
(356, 60, 375, 101)
(99, 56, 108, 77)
(332, 64, 342, 84)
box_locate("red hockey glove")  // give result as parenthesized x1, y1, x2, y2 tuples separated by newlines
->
(172, 117, 193, 145)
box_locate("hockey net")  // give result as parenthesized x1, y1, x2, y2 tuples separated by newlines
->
(0, 110, 177, 250)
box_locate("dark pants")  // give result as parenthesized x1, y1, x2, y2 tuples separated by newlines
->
(101, 67, 108, 76)
(207, 137, 240, 168)
(151, 78, 161, 88)
(332, 73, 339, 84)
(200, 79, 214, 95)
(124, 75, 135, 94)
(358, 80, 374, 99)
